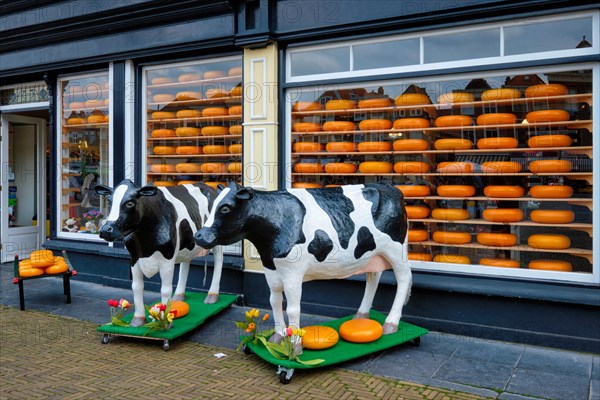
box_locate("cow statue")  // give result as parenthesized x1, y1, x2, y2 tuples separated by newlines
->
(95, 179, 225, 327)
(195, 181, 412, 339)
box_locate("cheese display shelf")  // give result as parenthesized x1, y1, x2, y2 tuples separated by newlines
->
(144, 57, 243, 187)
(288, 70, 594, 275)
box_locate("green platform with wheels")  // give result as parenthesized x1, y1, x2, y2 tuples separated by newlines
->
(97, 292, 237, 349)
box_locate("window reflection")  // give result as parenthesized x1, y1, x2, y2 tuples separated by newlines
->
(290, 47, 350, 76)
(505, 18, 593, 55)
(424, 28, 500, 63)
(353, 38, 420, 70)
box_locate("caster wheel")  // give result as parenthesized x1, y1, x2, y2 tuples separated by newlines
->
(242, 344, 252, 355)
(411, 337, 421, 347)
(279, 371, 292, 384)
(163, 340, 170, 351)
(101, 334, 110, 344)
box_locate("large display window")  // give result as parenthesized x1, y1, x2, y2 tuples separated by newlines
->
(57, 72, 111, 238)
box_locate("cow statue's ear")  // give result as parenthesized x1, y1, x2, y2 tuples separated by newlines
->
(138, 185, 158, 197)
(94, 185, 113, 196)
(236, 187, 254, 200)
(217, 184, 226, 192)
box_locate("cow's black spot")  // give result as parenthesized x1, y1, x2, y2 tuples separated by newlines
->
(168, 185, 204, 230)
(307, 188, 354, 249)
(361, 183, 407, 243)
(354, 226, 376, 259)
(307, 230, 334, 262)
(178, 219, 195, 251)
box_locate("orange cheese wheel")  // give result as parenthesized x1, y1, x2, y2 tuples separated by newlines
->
(476, 113, 517, 125)
(87, 115, 107, 124)
(325, 99, 356, 110)
(434, 115, 473, 127)
(528, 160, 572, 173)
(529, 185, 573, 198)
(482, 208, 523, 222)
(150, 164, 176, 173)
(395, 185, 430, 197)
(176, 146, 203, 155)
(293, 101, 323, 112)
(69, 102, 86, 109)
(67, 117, 87, 125)
(201, 163, 227, 174)
(229, 85, 242, 97)
(483, 185, 524, 198)
(322, 121, 355, 131)
(175, 127, 201, 137)
(202, 107, 228, 117)
(434, 138, 473, 150)
(358, 161, 393, 173)
(228, 105, 242, 115)
(203, 70, 225, 79)
(228, 66, 242, 76)
(437, 185, 475, 197)
(204, 181, 227, 189)
(477, 137, 519, 149)
(530, 210, 574, 224)
(405, 205, 430, 219)
(85, 99, 104, 108)
(203, 145, 228, 154)
(229, 144, 242, 154)
(339, 319, 383, 343)
(178, 73, 200, 82)
(393, 161, 430, 173)
(476, 233, 517, 246)
(525, 84, 568, 98)
(201, 126, 229, 136)
(228, 162, 242, 173)
(293, 142, 324, 152)
(151, 111, 176, 120)
(393, 118, 430, 130)
(436, 162, 473, 173)
(19, 268, 45, 278)
(481, 88, 521, 101)
(324, 163, 358, 174)
(293, 122, 322, 132)
(153, 146, 176, 155)
(176, 109, 202, 118)
(481, 161, 522, 173)
(432, 231, 471, 244)
(302, 326, 339, 350)
(19, 259, 33, 269)
(151, 129, 176, 138)
(527, 134, 572, 148)
(175, 91, 202, 101)
(431, 208, 469, 221)
(528, 234, 571, 249)
(526, 110, 570, 123)
(528, 260, 572, 272)
(45, 263, 68, 275)
(434, 254, 470, 264)
(205, 89, 229, 99)
(408, 252, 433, 262)
(358, 141, 392, 152)
(155, 181, 177, 186)
(30, 250, 55, 268)
(408, 229, 429, 242)
(393, 139, 429, 151)
(176, 163, 202, 173)
(294, 163, 323, 173)
(170, 301, 189, 318)
(479, 258, 520, 268)
(437, 92, 474, 104)
(229, 125, 243, 135)
(395, 93, 430, 106)
(292, 182, 322, 188)
(326, 142, 357, 152)
(358, 98, 392, 109)
(153, 94, 175, 103)
(151, 77, 175, 85)
(358, 119, 393, 131)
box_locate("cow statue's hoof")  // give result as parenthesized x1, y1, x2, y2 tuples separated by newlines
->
(269, 332, 284, 344)
(382, 322, 398, 335)
(354, 312, 370, 320)
(172, 293, 186, 302)
(203, 293, 218, 304)
(130, 315, 147, 327)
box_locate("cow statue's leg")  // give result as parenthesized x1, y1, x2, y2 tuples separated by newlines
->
(264, 269, 286, 343)
(172, 261, 190, 301)
(354, 271, 382, 319)
(130, 263, 147, 327)
(382, 248, 412, 334)
(159, 262, 175, 307)
(204, 245, 224, 304)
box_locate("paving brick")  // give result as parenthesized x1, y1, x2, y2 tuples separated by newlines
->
(517, 346, 593, 377)
(506, 367, 590, 400)
(433, 356, 513, 391)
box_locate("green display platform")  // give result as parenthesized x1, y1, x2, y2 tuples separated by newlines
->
(97, 292, 237, 349)
(246, 310, 428, 382)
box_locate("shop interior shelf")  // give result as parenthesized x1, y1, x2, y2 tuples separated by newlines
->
(291, 172, 593, 177)
(412, 240, 592, 255)
(63, 122, 109, 128)
(291, 146, 593, 156)
(147, 134, 242, 141)
(148, 96, 242, 107)
(147, 115, 241, 123)
(147, 75, 242, 89)
(406, 196, 591, 203)
(409, 218, 592, 229)
(147, 154, 241, 158)
(146, 172, 241, 176)
(63, 106, 109, 113)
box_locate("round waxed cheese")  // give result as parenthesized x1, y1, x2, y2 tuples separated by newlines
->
(405, 206, 430, 219)
(436, 185, 476, 197)
(393, 161, 430, 173)
(393, 118, 430, 130)
(530, 210, 575, 224)
(170, 301, 189, 318)
(395, 93, 430, 106)
(294, 142, 324, 153)
(358, 161, 393, 173)
(528, 260, 572, 272)
(324, 163, 358, 174)
(479, 258, 520, 268)
(326, 142, 356, 152)
(528, 234, 571, 249)
(339, 319, 383, 343)
(302, 326, 339, 350)
(525, 84, 568, 98)
(529, 185, 573, 198)
(434, 138, 473, 150)
(322, 121, 355, 132)
(477, 137, 519, 149)
(481, 88, 521, 101)
(476, 233, 517, 247)
(433, 254, 470, 264)
(325, 99, 356, 110)
(358, 98, 392, 109)
(526, 110, 570, 123)
(476, 113, 517, 126)
(528, 134, 572, 148)
(395, 185, 430, 197)
(393, 139, 429, 151)
(358, 141, 392, 152)
(483, 185, 524, 198)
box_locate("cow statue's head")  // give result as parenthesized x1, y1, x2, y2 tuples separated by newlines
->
(194, 181, 253, 248)
(94, 179, 158, 242)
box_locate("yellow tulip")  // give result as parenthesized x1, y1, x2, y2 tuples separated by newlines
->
(251, 309, 260, 318)
(167, 312, 175, 323)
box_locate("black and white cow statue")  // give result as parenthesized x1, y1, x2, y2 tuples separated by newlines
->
(95, 179, 224, 327)
(195, 181, 411, 338)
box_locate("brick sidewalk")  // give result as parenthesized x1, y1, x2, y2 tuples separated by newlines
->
(0, 306, 488, 399)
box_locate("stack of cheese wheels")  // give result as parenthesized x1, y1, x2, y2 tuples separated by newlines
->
(293, 122, 322, 132)
(176, 109, 202, 118)
(525, 83, 568, 98)
(19, 252, 68, 277)
(228, 105, 242, 115)
(150, 164, 176, 173)
(405, 205, 430, 219)
(323, 121, 355, 132)
(476, 113, 517, 125)
(229, 143, 242, 154)
(302, 325, 339, 350)
(230, 85, 243, 97)
(203, 70, 225, 79)
(325, 99, 356, 110)
(151, 77, 175, 85)
(479, 258, 520, 268)
(432, 230, 471, 244)
(525, 110, 570, 123)
(178, 73, 200, 82)
(481, 161, 522, 173)
(175, 127, 201, 137)
(201, 163, 227, 173)
(530, 209, 575, 224)
(326, 142, 356, 152)
(393, 118, 429, 130)
(483, 185, 524, 198)
(527, 134, 572, 148)
(67, 117, 87, 125)
(437, 185, 475, 197)
(203, 145, 228, 154)
(153, 145, 176, 155)
(528, 233, 571, 249)
(528, 260, 572, 272)
(408, 229, 429, 242)
(434, 115, 472, 127)
(529, 185, 573, 198)
(482, 208, 523, 222)
(393, 161, 430, 173)
(324, 162, 358, 174)
(395, 93, 431, 107)
(201, 126, 229, 136)
(476, 233, 517, 246)
(408, 252, 433, 262)
(152, 128, 176, 138)
(434, 138, 473, 150)
(358, 97, 392, 109)
(293, 162, 323, 173)
(431, 208, 470, 220)
(176, 145, 203, 155)
(87, 111, 107, 123)
(228, 162, 242, 173)
(393, 139, 429, 151)
(151, 111, 175, 120)
(175, 91, 201, 101)
(339, 319, 383, 343)
(229, 125, 243, 135)
(481, 88, 521, 101)
(176, 163, 202, 173)
(293, 101, 323, 112)
(433, 254, 470, 264)
(358, 119, 393, 131)
(292, 182, 321, 188)
(395, 185, 430, 197)
(358, 141, 392, 152)
(528, 159, 572, 173)
(202, 107, 228, 117)
(293, 142, 324, 153)
(437, 92, 474, 104)
(358, 161, 393, 173)
(437, 162, 473, 173)
(477, 137, 519, 149)
(205, 89, 229, 99)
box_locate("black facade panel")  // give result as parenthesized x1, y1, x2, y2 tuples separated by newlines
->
(112, 61, 126, 184)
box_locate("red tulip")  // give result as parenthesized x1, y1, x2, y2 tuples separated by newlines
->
(159, 304, 166, 311)
(171, 309, 178, 317)
(286, 327, 293, 337)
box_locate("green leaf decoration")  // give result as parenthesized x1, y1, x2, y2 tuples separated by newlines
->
(234, 321, 248, 330)
(110, 317, 129, 327)
(296, 357, 325, 366)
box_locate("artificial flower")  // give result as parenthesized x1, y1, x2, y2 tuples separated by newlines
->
(262, 313, 270, 321)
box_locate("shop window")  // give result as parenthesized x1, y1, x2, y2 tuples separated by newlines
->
(290, 46, 350, 77)
(286, 66, 594, 282)
(57, 72, 110, 238)
(353, 38, 419, 70)
(423, 28, 500, 63)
